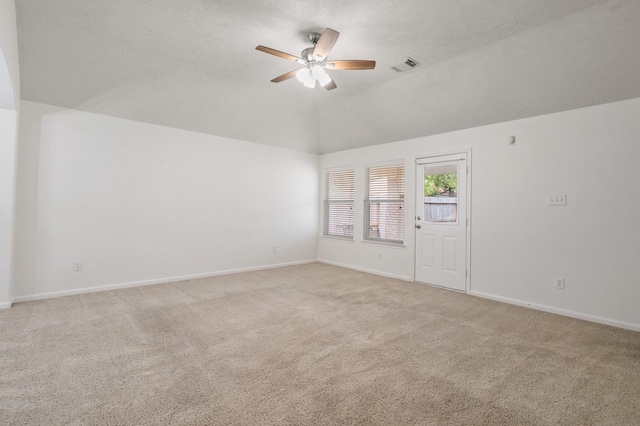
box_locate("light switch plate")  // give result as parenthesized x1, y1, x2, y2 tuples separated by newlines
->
(547, 194, 567, 206)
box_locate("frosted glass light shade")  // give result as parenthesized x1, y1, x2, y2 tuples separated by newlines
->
(312, 65, 332, 86)
(296, 68, 316, 88)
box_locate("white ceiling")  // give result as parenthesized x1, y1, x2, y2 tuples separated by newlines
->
(15, 0, 640, 154)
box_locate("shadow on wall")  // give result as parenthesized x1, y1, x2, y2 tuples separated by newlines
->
(0, 48, 17, 110)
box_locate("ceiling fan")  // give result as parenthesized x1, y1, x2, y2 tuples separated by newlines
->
(256, 28, 376, 90)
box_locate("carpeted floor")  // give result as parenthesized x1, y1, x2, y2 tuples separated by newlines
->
(1, 263, 639, 425)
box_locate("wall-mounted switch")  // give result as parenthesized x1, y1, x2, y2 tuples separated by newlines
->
(547, 195, 567, 206)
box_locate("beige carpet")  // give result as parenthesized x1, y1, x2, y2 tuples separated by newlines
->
(1, 263, 639, 425)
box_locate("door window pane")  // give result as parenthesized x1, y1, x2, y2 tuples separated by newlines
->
(424, 168, 457, 223)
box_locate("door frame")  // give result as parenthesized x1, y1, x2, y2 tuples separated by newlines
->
(413, 149, 472, 293)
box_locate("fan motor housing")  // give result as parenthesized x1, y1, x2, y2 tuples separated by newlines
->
(301, 47, 315, 62)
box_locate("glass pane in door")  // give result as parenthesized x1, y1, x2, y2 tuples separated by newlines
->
(423, 165, 458, 223)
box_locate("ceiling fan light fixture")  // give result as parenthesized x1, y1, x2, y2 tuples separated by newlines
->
(295, 68, 316, 88)
(256, 28, 375, 91)
(312, 65, 332, 87)
(295, 68, 309, 83)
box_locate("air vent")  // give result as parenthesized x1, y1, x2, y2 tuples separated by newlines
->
(390, 57, 420, 72)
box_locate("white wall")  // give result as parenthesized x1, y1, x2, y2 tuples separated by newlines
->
(0, 108, 18, 307)
(0, 0, 19, 109)
(10, 98, 640, 331)
(0, 0, 20, 110)
(319, 97, 640, 331)
(14, 101, 319, 300)
(0, 0, 19, 308)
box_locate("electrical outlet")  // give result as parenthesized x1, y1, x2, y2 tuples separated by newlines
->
(73, 261, 83, 271)
(547, 194, 567, 206)
(272, 246, 277, 254)
(554, 277, 565, 289)
(378, 252, 383, 259)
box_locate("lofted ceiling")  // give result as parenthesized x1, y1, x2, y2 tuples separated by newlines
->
(15, 0, 640, 154)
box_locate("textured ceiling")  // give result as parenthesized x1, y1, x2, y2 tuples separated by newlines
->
(15, 0, 640, 153)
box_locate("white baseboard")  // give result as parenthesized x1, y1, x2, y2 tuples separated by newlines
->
(469, 290, 640, 333)
(317, 259, 412, 282)
(12, 260, 638, 333)
(11, 259, 317, 304)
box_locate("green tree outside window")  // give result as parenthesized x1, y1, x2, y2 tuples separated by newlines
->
(424, 174, 457, 197)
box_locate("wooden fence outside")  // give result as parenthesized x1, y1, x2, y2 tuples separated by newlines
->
(424, 197, 457, 222)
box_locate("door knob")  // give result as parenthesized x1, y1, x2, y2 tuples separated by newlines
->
(415, 224, 421, 229)
(416, 216, 421, 220)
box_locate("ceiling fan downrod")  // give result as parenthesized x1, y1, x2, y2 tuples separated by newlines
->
(302, 32, 323, 64)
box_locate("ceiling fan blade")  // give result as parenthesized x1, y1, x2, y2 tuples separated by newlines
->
(256, 45, 302, 63)
(313, 28, 339, 61)
(325, 60, 376, 70)
(270, 70, 299, 83)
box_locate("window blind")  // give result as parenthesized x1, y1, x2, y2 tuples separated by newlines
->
(365, 164, 405, 243)
(324, 169, 355, 238)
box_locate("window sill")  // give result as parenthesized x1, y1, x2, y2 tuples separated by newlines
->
(321, 235, 356, 243)
(360, 240, 406, 249)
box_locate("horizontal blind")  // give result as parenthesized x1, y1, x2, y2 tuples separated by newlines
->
(365, 164, 404, 243)
(324, 169, 355, 238)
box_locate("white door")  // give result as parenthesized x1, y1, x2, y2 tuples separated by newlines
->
(415, 153, 468, 292)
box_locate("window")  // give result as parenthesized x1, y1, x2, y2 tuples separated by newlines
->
(423, 166, 458, 223)
(324, 168, 355, 238)
(365, 164, 405, 243)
